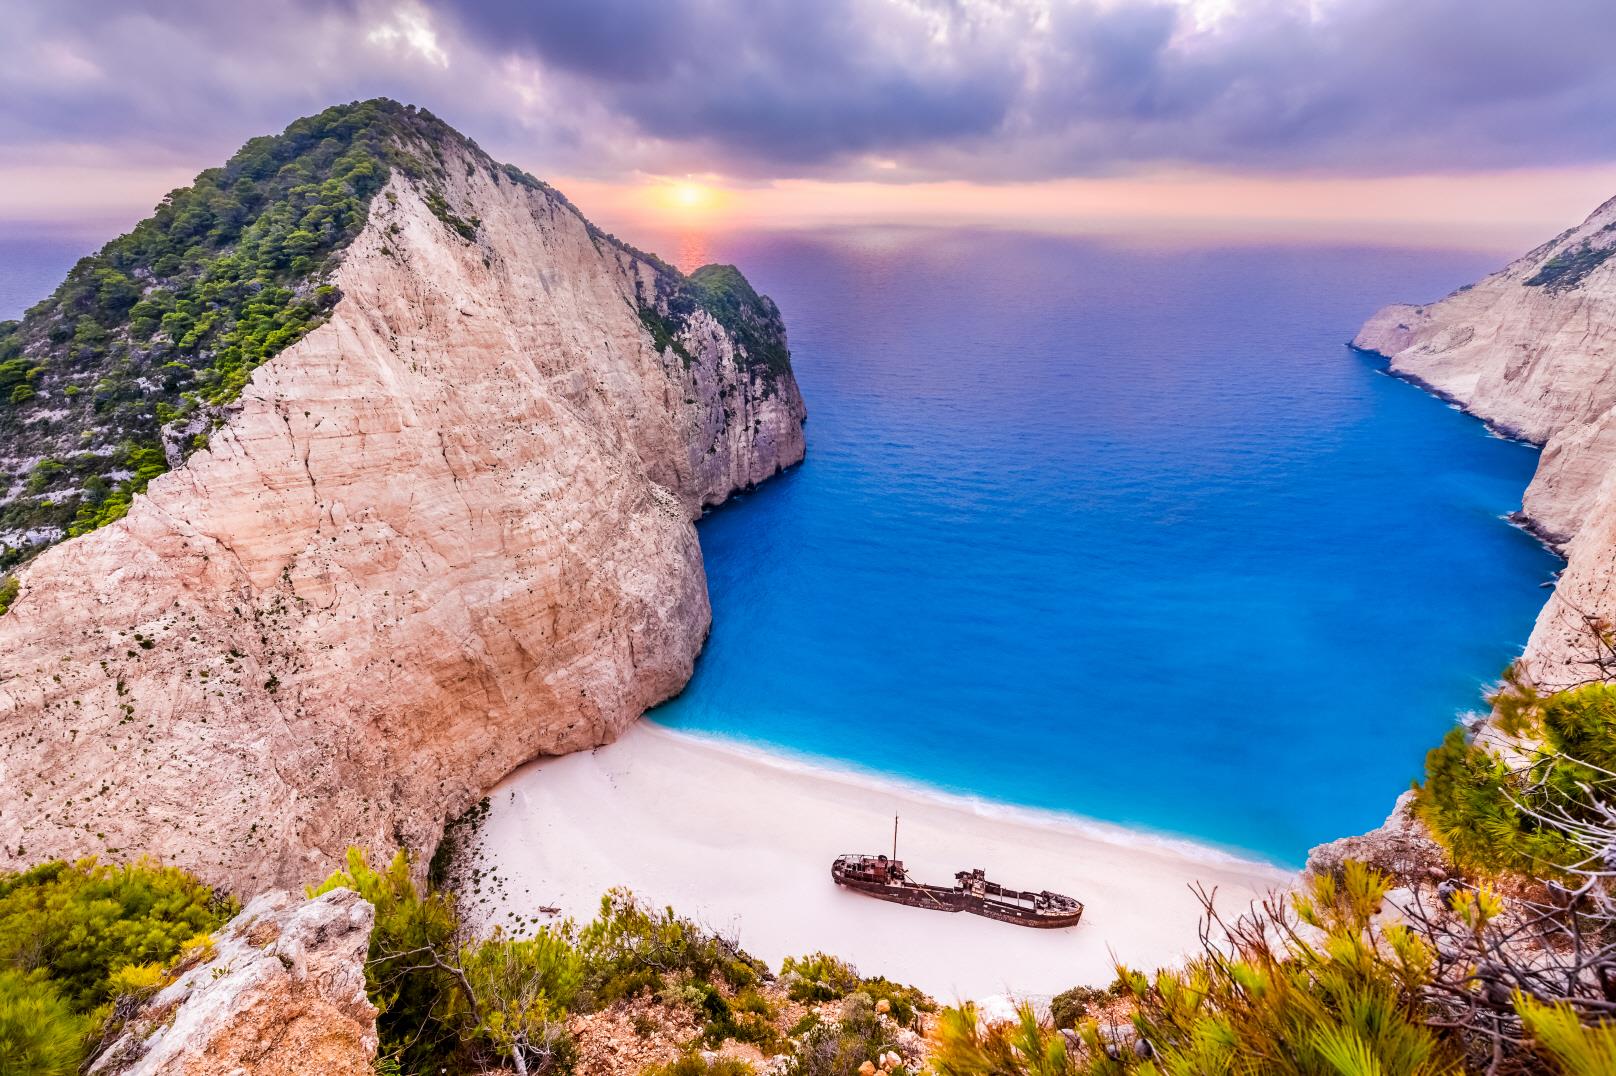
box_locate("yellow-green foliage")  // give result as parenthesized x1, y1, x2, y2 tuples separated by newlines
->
(930, 1002, 1076, 1076)
(0, 969, 86, 1076)
(1416, 681, 1616, 876)
(0, 858, 227, 1009)
(576, 888, 762, 1007)
(0, 575, 17, 616)
(312, 848, 583, 1074)
(781, 951, 863, 1003)
(931, 864, 1464, 1076)
(643, 1053, 756, 1076)
(0, 859, 230, 1074)
(311, 849, 465, 1070)
(457, 928, 582, 1066)
(1518, 996, 1616, 1076)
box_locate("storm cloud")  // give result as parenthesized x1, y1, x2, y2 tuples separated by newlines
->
(4, 0, 1616, 183)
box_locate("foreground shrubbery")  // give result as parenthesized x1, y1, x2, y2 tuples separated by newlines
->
(0, 859, 233, 1075)
(317, 852, 928, 1075)
(1417, 677, 1616, 878)
(930, 664, 1616, 1076)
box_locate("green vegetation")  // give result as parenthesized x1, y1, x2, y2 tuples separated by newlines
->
(0, 97, 791, 571)
(0, 859, 233, 1075)
(643, 1054, 757, 1076)
(685, 265, 794, 381)
(0, 574, 16, 616)
(312, 849, 581, 1075)
(1525, 236, 1616, 292)
(1415, 678, 1616, 877)
(780, 952, 930, 1030)
(930, 660, 1616, 1076)
(426, 189, 481, 241)
(638, 264, 794, 384)
(0, 99, 483, 570)
(932, 867, 1465, 1075)
(786, 991, 920, 1076)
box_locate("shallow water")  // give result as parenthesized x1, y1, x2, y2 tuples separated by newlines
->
(643, 228, 1559, 864)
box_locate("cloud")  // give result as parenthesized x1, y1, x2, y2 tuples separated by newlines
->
(2, 0, 1616, 194)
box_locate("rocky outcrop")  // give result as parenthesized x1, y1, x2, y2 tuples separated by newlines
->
(90, 888, 377, 1075)
(1303, 791, 1449, 883)
(0, 122, 805, 893)
(1355, 195, 1616, 691)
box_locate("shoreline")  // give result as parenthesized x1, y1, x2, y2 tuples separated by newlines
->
(461, 722, 1295, 1002)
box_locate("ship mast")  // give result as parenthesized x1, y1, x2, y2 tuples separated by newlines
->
(892, 813, 899, 861)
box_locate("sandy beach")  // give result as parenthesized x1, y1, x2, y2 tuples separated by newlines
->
(463, 722, 1295, 1003)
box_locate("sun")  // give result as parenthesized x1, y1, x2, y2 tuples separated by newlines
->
(671, 182, 711, 208)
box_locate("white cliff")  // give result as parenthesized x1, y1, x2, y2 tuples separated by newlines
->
(0, 131, 805, 894)
(89, 888, 378, 1076)
(1355, 196, 1616, 691)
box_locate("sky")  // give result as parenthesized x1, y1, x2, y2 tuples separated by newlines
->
(5, 0, 1616, 249)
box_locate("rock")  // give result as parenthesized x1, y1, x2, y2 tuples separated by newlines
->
(0, 128, 806, 895)
(1304, 790, 1448, 884)
(90, 888, 377, 1075)
(1354, 196, 1616, 690)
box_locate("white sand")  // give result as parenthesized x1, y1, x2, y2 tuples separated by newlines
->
(464, 722, 1295, 1003)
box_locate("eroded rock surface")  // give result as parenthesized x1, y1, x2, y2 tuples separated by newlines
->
(90, 888, 377, 1076)
(1355, 195, 1616, 690)
(0, 134, 805, 893)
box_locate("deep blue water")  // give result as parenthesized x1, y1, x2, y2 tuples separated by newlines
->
(641, 228, 1560, 865)
(0, 227, 1559, 865)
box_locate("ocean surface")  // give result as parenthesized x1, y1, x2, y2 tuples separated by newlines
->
(1, 227, 1558, 865)
(641, 228, 1558, 865)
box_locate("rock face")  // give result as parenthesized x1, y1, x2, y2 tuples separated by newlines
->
(90, 888, 377, 1075)
(1355, 196, 1616, 690)
(0, 127, 806, 893)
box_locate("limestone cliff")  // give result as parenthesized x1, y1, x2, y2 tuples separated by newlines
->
(89, 888, 377, 1075)
(0, 102, 806, 894)
(1355, 196, 1616, 691)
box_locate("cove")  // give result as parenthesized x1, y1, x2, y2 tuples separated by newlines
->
(648, 228, 1560, 865)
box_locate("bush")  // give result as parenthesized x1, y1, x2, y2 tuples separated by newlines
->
(311, 848, 580, 1074)
(0, 970, 87, 1076)
(0, 858, 228, 1009)
(780, 952, 861, 1004)
(784, 992, 916, 1076)
(1415, 681, 1616, 876)
(0, 859, 231, 1074)
(644, 1053, 756, 1076)
(576, 889, 761, 1007)
(1047, 984, 1114, 1031)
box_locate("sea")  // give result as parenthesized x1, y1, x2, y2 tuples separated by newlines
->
(1, 227, 1559, 866)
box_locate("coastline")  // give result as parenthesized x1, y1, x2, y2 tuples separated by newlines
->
(461, 721, 1294, 1002)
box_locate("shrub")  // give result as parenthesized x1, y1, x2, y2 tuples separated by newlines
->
(0, 859, 230, 1074)
(1415, 681, 1616, 876)
(0, 575, 17, 616)
(1047, 984, 1114, 1031)
(785, 992, 916, 1076)
(0, 969, 87, 1076)
(310, 849, 464, 1071)
(644, 1053, 756, 1076)
(312, 848, 581, 1074)
(0, 858, 228, 1009)
(780, 952, 862, 1004)
(576, 889, 761, 1007)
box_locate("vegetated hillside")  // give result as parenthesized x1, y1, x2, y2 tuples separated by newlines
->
(0, 100, 806, 896)
(0, 98, 794, 575)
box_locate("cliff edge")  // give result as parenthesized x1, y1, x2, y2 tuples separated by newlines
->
(0, 101, 805, 894)
(1355, 195, 1616, 692)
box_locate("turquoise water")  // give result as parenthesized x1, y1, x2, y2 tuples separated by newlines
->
(645, 229, 1560, 865)
(0, 228, 1559, 866)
